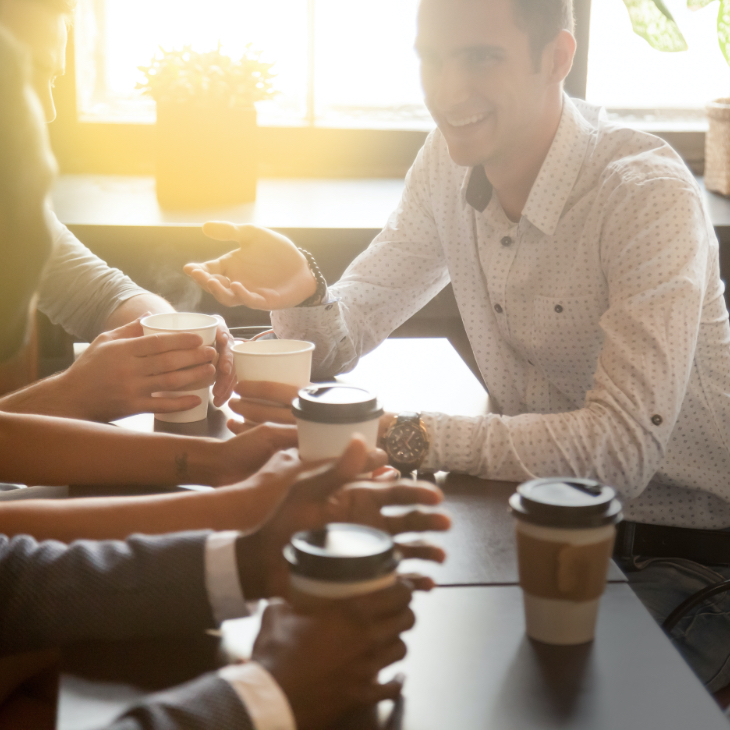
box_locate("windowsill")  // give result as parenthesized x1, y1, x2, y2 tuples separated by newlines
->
(51, 173, 730, 231)
(51, 175, 405, 230)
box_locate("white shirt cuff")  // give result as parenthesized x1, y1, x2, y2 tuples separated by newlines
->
(219, 661, 297, 730)
(204, 531, 249, 623)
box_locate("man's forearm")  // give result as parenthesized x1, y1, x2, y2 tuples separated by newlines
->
(0, 412, 223, 488)
(103, 293, 174, 331)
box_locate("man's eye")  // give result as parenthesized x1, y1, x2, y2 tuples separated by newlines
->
(466, 49, 498, 66)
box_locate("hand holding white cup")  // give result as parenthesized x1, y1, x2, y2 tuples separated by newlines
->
(141, 312, 219, 423)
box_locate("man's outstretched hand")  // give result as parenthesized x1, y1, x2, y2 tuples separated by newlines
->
(183, 222, 318, 309)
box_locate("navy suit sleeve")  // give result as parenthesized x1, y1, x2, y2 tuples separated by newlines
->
(103, 673, 255, 730)
(0, 532, 216, 654)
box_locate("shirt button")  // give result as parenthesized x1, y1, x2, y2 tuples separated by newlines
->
(651, 414, 663, 426)
(501, 236, 513, 247)
(554, 304, 563, 313)
(494, 304, 503, 314)
(325, 304, 333, 311)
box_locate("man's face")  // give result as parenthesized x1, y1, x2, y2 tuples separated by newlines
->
(0, 0, 67, 122)
(416, 0, 555, 168)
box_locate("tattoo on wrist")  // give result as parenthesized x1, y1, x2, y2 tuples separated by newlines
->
(175, 452, 189, 482)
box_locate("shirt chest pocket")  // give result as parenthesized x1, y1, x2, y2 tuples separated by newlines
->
(531, 295, 606, 403)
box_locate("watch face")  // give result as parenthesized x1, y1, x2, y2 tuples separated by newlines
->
(386, 421, 428, 465)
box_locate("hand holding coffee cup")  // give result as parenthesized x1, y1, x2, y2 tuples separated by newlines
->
(510, 478, 622, 645)
(293, 383, 384, 461)
(140, 312, 219, 423)
(228, 339, 314, 432)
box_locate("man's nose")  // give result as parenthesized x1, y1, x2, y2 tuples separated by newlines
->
(430, 62, 472, 111)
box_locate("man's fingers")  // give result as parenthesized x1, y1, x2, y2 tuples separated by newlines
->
(206, 278, 245, 307)
(235, 380, 301, 405)
(140, 346, 217, 376)
(202, 220, 255, 244)
(347, 580, 413, 622)
(378, 481, 444, 507)
(132, 332, 204, 357)
(352, 640, 409, 680)
(143, 394, 203, 414)
(394, 540, 446, 564)
(227, 418, 253, 435)
(239, 422, 299, 451)
(148, 363, 216, 392)
(397, 572, 436, 592)
(382, 509, 451, 535)
(229, 281, 271, 309)
(349, 677, 404, 705)
(104, 318, 146, 341)
(366, 609, 416, 645)
(229, 397, 297, 425)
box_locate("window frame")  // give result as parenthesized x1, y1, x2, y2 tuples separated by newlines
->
(49, 0, 703, 178)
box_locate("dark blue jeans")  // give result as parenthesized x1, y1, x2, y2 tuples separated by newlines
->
(621, 556, 730, 693)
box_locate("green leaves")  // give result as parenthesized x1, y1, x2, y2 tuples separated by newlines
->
(137, 44, 278, 107)
(622, 0, 688, 51)
(719, 0, 730, 65)
(687, 0, 716, 9)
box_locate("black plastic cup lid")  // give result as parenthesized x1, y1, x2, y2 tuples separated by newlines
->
(284, 523, 400, 582)
(509, 478, 623, 528)
(291, 383, 384, 424)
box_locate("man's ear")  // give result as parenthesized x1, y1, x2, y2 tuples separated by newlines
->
(543, 30, 576, 86)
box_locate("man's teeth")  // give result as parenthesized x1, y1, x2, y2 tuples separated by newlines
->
(448, 113, 488, 127)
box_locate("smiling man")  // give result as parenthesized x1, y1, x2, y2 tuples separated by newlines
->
(0, 0, 236, 422)
(183, 0, 730, 694)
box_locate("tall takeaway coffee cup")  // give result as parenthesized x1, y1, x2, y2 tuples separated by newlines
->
(509, 478, 622, 645)
(284, 523, 400, 610)
(292, 383, 384, 461)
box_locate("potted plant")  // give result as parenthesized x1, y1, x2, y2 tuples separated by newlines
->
(621, 0, 730, 194)
(138, 44, 277, 208)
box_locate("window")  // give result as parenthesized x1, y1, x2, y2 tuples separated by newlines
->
(586, 0, 727, 129)
(74, 0, 432, 130)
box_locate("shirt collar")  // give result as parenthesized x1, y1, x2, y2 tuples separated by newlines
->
(521, 94, 592, 236)
(461, 94, 593, 236)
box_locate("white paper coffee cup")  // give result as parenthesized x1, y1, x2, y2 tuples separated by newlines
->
(141, 312, 218, 423)
(509, 478, 622, 646)
(232, 339, 314, 388)
(291, 383, 384, 461)
(285, 523, 400, 610)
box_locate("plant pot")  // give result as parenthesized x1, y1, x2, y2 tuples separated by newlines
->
(705, 98, 730, 196)
(155, 101, 258, 209)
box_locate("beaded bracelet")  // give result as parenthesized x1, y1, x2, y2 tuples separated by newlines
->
(297, 247, 328, 307)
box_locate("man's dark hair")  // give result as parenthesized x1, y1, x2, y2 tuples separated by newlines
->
(512, 0, 574, 68)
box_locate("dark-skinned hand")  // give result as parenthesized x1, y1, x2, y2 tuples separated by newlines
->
(252, 579, 419, 730)
(234, 437, 449, 599)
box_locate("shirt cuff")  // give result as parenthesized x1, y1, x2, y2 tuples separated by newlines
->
(204, 531, 249, 623)
(219, 661, 297, 730)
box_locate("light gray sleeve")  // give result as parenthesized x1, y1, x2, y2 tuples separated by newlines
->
(103, 673, 255, 730)
(272, 135, 449, 379)
(36, 210, 150, 341)
(0, 531, 216, 654)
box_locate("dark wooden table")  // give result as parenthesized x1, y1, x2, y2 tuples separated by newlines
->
(59, 337, 722, 730)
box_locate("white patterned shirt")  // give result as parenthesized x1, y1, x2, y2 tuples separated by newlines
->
(273, 95, 730, 529)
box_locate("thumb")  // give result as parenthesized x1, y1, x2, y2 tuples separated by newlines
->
(105, 315, 148, 340)
(203, 221, 255, 245)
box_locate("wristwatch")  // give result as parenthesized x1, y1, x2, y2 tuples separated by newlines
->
(383, 412, 430, 475)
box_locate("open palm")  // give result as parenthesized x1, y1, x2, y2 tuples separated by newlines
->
(183, 222, 317, 309)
